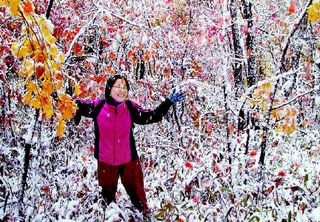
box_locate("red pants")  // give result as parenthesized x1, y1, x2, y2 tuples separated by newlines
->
(98, 158, 148, 212)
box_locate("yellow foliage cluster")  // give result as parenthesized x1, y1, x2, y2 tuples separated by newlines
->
(251, 82, 274, 116)
(307, 0, 320, 23)
(250, 81, 298, 134)
(271, 107, 297, 135)
(0, 0, 21, 16)
(7, 0, 77, 138)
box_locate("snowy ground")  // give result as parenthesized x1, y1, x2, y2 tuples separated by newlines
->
(1, 117, 320, 221)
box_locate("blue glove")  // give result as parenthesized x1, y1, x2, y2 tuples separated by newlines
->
(169, 89, 185, 103)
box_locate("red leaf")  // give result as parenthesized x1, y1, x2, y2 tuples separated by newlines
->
(193, 195, 200, 203)
(278, 171, 286, 177)
(35, 66, 45, 79)
(73, 43, 84, 56)
(109, 51, 116, 61)
(185, 162, 193, 169)
(249, 150, 257, 156)
(43, 186, 50, 193)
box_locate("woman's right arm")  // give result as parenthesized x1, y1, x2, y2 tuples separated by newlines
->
(74, 100, 95, 125)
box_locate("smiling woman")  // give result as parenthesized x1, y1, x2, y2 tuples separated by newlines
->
(110, 78, 128, 103)
(73, 74, 185, 217)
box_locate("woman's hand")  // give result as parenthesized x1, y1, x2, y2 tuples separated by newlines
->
(169, 89, 185, 103)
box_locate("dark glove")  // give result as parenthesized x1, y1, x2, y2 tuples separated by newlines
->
(169, 89, 185, 103)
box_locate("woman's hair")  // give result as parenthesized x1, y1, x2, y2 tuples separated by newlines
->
(105, 74, 130, 98)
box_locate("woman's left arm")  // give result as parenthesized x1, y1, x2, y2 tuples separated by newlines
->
(130, 99, 174, 125)
(130, 89, 185, 125)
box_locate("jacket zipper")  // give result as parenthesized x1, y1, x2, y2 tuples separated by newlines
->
(113, 107, 117, 164)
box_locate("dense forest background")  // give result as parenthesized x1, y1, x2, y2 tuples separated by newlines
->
(1, 0, 320, 221)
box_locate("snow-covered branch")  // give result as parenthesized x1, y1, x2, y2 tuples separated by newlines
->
(64, 10, 101, 62)
(271, 88, 316, 110)
(280, 0, 313, 65)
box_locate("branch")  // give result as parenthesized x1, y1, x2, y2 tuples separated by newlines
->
(280, 0, 313, 68)
(64, 10, 101, 62)
(45, 0, 54, 19)
(271, 88, 316, 110)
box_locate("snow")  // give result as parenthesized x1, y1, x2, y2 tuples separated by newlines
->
(2, 0, 320, 221)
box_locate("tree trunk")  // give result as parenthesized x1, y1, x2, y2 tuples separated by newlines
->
(18, 109, 38, 217)
(45, 0, 54, 19)
(230, 0, 244, 96)
(285, 16, 308, 98)
(241, 0, 257, 87)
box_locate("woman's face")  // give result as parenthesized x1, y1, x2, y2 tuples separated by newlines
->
(110, 78, 128, 103)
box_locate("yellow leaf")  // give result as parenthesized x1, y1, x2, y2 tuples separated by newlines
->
(0, 0, 3, 6)
(24, 92, 32, 106)
(31, 97, 41, 109)
(74, 84, 81, 96)
(8, 0, 21, 16)
(41, 96, 54, 117)
(261, 100, 268, 115)
(42, 80, 53, 96)
(308, 1, 320, 23)
(11, 41, 20, 56)
(261, 82, 272, 91)
(58, 54, 65, 63)
(47, 35, 57, 44)
(50, 46, 58, 58)
(56, 117, 66, 139)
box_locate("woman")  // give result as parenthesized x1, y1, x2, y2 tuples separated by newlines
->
(74, 74, 184, 215)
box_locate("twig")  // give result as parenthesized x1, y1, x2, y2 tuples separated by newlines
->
(271, 88, 316, 110)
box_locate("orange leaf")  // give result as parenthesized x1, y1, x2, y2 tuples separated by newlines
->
(57, 94, 77, 120)
(228, 124, 234, 133)
(56, 117, 66, 138)
(23, 0, 34, 15)
(289, 1, 295, 14)
(249, 150, 257, 156)
(109, 51, 116, 61)
(35, 65, 45, 79)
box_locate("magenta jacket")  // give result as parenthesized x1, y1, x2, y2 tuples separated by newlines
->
(75, 98, 173, 165)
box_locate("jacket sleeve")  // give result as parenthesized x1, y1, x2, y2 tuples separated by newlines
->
(74, 100, 95, 125)
(130, 98, 174, 125)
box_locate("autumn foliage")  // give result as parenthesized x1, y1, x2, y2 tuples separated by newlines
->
(1, 0, 320, 221)
(3, 0, 77, 138)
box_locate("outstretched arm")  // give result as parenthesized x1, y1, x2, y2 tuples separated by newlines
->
(74, 100, 95, 125)
(130, 89, 185, 125)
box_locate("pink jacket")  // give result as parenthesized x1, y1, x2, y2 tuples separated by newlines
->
(75, 98, 173, 166)
(94, 100, 132, 165)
